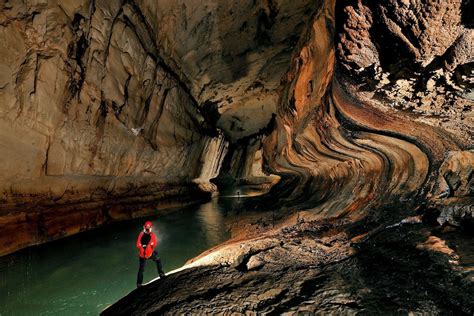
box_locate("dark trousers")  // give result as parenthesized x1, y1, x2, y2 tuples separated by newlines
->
(137, 250, 165, 285)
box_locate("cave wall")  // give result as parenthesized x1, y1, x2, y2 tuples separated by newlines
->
(262, 0, 473, 219)
(0, 0, 222, 255)
(0, 0, 319, 256)
(132, 0, 315, 141)
(0, 0, 210, 179)
(336, 0, 473, 143)
(0, 0, 472, 256)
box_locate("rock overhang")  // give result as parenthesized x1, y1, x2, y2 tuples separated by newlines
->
(135, 0, 316, 142)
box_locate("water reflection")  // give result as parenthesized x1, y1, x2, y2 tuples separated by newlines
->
(0, 198, 237, 316)
(196, 200, 227, 246)
(0, 189, 270, 316)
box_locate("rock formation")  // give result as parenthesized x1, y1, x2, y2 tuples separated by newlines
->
(0, 0, 225, 255)
(260, 0, 472, 217)
(0, 0, 318, 255)
(103, 214, 474, 314)
(103, 0, 472, 313)
(0, 0, 472, 313)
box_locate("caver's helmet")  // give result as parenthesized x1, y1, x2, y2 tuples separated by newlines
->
(143, 221, 153, 232)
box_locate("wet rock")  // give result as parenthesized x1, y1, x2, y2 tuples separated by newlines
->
(102, 219, 474, 315)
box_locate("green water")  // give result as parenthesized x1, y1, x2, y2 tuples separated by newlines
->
(0, 196, 245, 316)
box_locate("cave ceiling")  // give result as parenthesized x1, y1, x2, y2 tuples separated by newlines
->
(135, 0, 315, 141)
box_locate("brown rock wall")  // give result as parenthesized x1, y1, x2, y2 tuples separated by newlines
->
(0, 0, 225, 254)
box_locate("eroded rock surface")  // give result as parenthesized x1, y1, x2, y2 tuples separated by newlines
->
(0, 0, 226, 255)
(336, 0, 473, 143)
(105, 0, 472, 313)
(103, 217, 474, 315)
(131, 0, 315, 141)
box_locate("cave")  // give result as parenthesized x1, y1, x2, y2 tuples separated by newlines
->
(0, 0, 473, 314)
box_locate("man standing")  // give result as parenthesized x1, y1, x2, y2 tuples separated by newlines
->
(136, 221, 165, 287)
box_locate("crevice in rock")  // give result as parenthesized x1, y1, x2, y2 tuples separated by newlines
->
(42, 137, 51, 176)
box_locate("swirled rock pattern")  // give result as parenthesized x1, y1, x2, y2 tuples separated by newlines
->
(104, 0, 472, 313)
(260, 0, 472, 219)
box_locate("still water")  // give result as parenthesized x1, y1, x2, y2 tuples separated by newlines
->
(0, 196, 247, 315)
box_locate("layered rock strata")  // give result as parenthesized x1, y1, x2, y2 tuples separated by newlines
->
(261, 0, 471, 218)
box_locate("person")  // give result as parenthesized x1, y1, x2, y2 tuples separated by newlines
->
(136, 221, 165, 287)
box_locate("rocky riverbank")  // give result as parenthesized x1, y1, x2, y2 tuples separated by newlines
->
(102, 206, 474, 315)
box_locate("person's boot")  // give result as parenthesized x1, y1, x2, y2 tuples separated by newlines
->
(156, 260, 166, 278)
(136, 284, 142, 288)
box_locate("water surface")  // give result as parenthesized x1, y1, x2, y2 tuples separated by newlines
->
(0, 197, 248, 315)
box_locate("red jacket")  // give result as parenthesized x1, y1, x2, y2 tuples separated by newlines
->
(136, 231, 157, 259)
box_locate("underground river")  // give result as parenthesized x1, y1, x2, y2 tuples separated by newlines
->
(0, 195, 254, 315)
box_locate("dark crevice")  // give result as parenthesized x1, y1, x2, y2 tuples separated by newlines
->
(42, 137, 51, 176)
(461, 0, 473, 27)
(254, 0, 279, 46)
(144, 87, 169, 150)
